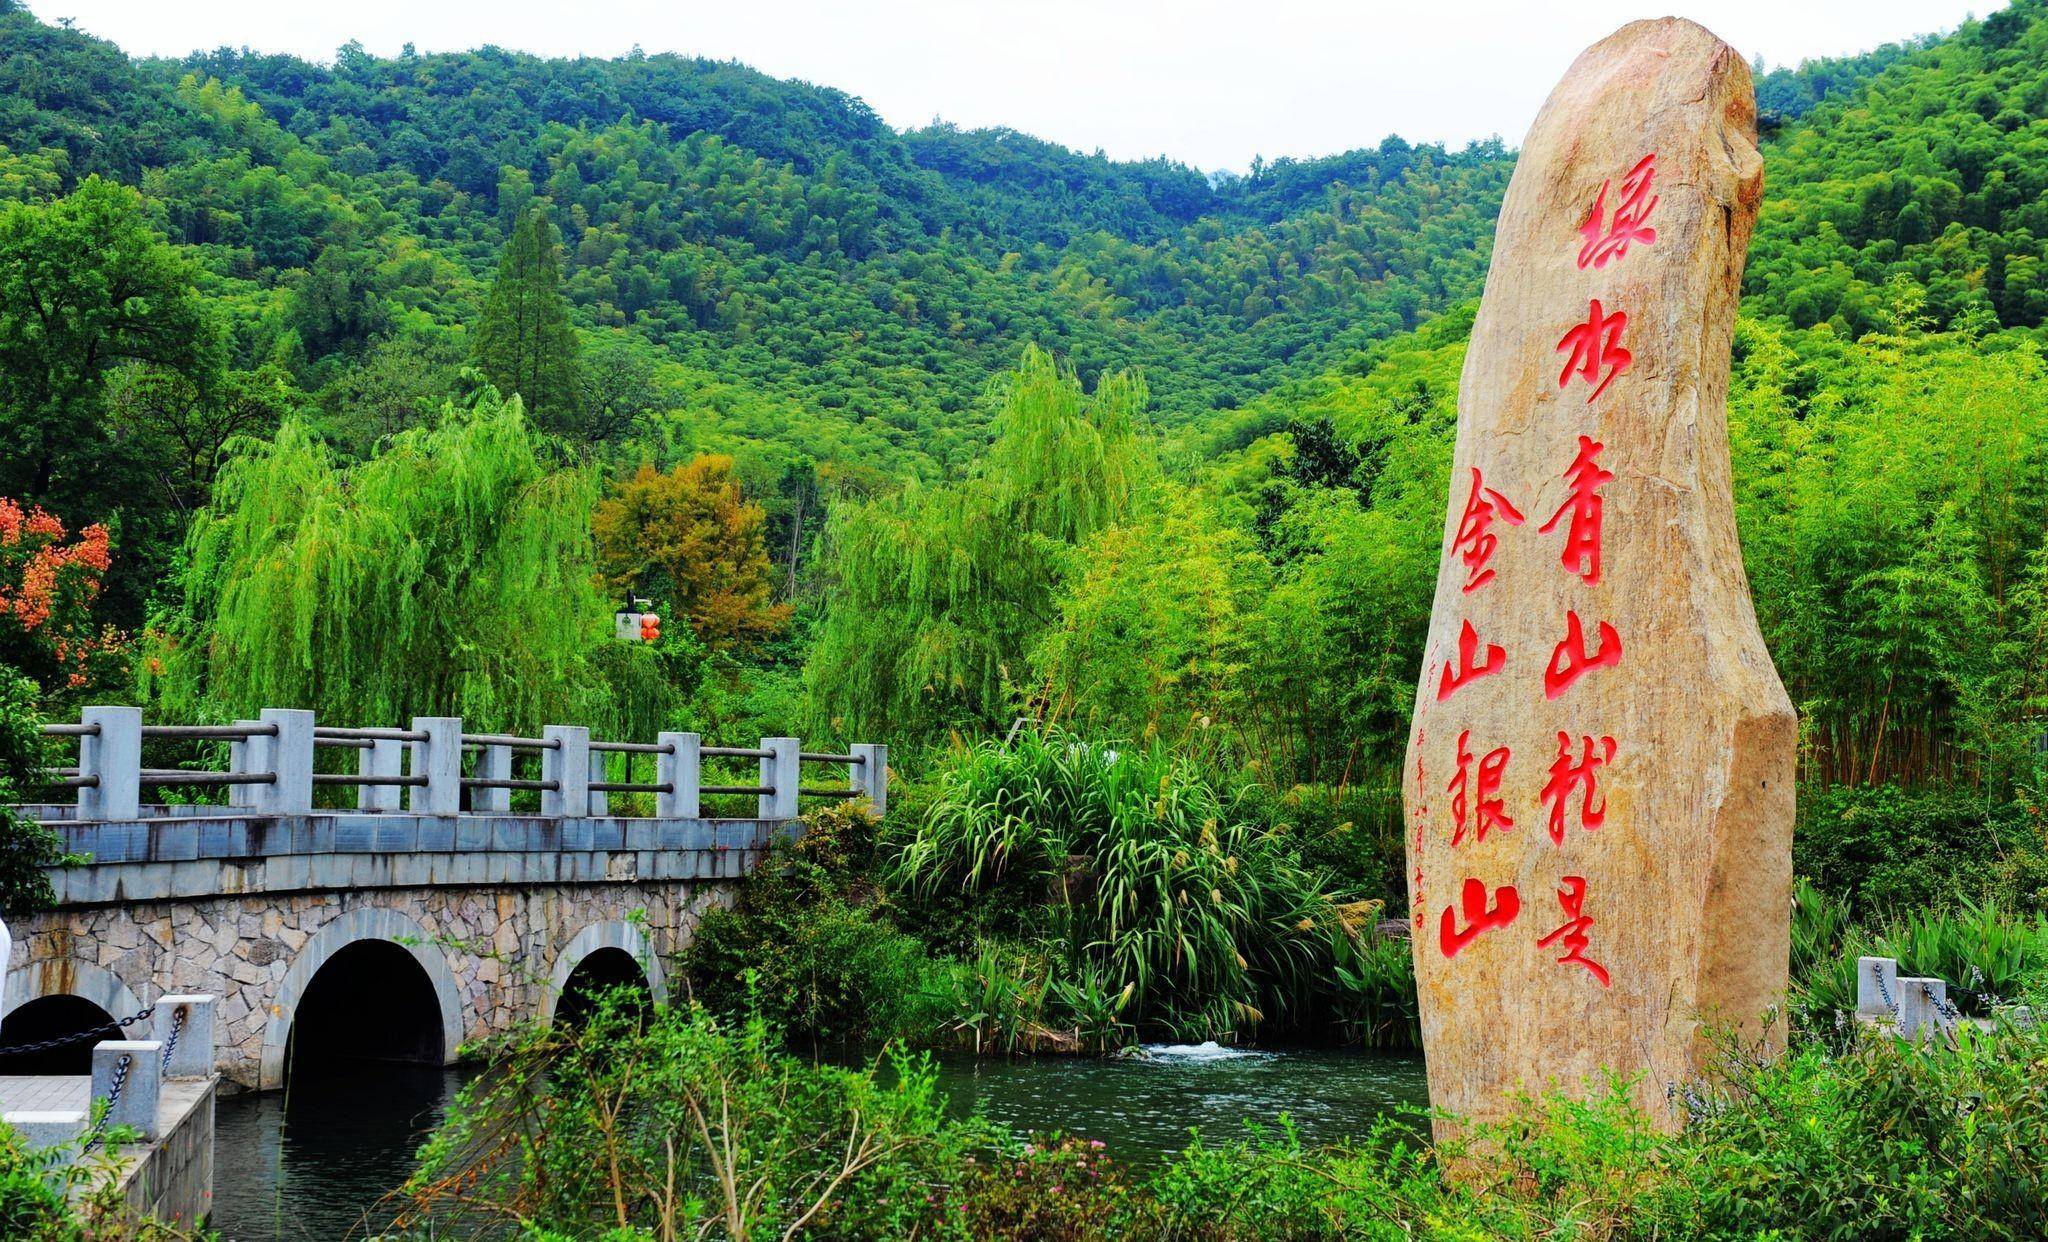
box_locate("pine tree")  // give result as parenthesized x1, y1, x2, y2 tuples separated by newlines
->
(472, 207, 583, 433)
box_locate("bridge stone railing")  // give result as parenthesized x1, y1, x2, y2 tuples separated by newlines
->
(32, 706, 885, 827)
(16, 706, 885, 905)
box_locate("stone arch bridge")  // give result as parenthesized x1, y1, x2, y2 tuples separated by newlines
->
(1, 706, 885, 1090)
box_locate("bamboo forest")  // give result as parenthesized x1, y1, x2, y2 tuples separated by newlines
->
(1, 0, 2047, 1237)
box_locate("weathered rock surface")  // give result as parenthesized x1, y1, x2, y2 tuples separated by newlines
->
(1402, 18, 1794, 1131)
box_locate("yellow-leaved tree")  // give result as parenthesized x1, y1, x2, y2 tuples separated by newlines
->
(593, 457, 791, 652)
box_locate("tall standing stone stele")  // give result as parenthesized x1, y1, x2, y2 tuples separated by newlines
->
(1402, 18, 1794, 1131)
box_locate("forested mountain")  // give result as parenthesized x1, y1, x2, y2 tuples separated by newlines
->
(3, 0, 2047, 835)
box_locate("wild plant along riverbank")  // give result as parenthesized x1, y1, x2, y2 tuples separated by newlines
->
(393, 993, 2048, 1240)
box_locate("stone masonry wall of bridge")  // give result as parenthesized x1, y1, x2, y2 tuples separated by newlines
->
(6, 879, 733, 1090)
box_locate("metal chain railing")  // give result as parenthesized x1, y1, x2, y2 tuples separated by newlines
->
(159, 1004, 186, 1074)
(1871, 959, 1900, 1016)
(0, 1004, 155, 1058)
(1922, 981, 1964, 1032)
(82, 1051, 132, 1151)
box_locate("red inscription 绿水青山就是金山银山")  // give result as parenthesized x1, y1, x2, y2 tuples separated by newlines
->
(1539, 731, 1617, 845)
(1540, 435, 1613, 585)
(1448, 729, 1514, 846)
(1438, 618, 1507, 701)
(1544, 609, 1622, 699)
(1440, 876, 1521, 958)
(1576, 153, 1659, 271)
(1556, 299, 1631, 402)
(1536, 874, 1611, 986)
(1451, 466, 1526, 592)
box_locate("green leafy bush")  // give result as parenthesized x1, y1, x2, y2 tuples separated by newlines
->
(0, 672, 68, 918)
(895, 725, 1380, 1042)
(1795, 783, 2044, 914)
(684, 802, 940, 1044)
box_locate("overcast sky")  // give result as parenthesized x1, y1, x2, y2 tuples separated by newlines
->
(38, 1, 1996, 172)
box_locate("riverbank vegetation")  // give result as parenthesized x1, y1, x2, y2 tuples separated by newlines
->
(395, 991, 2048, 1240)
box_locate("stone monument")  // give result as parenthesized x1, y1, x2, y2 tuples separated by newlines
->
(1402, 18, 1795, 1131)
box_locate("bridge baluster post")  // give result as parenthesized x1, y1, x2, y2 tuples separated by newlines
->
(760, 737, 799, 821)
(91, 1039, 164, 1140)
(78, 706, 141, 822)
(850, 743, 888, 818)
(658, 732, 699, 818)
(541, 726, 590, 819)
(359, 738, 406, 812)
(410, 717, 464, 816)
(228, 719, 267, 810)
(257, 709, 315, 815)
(471, 743, 512, 814)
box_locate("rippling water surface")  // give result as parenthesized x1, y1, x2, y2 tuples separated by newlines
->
(210, 1047, 1428, 1239)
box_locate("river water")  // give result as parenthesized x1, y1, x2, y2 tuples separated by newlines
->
(211, 1047, 1429, 1240)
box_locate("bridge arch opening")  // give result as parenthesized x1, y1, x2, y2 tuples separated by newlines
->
(0, 995, 117, 1075)
(285, 940, 445, 1082)
(556, 947, 651, 1028)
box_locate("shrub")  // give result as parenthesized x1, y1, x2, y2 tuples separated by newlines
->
(405, 1000, 1000, 1240)
(684, 802, 940, 1044)
(1795, 783, 2043, 914)
(894, 726, 1380, 1042)
(0, 672, 69, 917)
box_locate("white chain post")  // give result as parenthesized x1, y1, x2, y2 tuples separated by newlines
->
(91, 1040, 165, 1140)
(151, 995, 215, 1079)
(1855, 956, 1900, 1021)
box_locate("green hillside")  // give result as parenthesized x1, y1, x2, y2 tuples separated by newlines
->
(3, 0, 2046, 825)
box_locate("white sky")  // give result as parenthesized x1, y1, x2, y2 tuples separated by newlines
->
(36, 1, 1997, 172)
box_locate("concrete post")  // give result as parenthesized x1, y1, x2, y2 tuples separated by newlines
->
(1, 1111, 85, 1151)
(471, 743, 512, 814)
(409, 717, 463, 816)
(228, 718, 267, 810)
(587, 751, 609, 817)
(542, 725, 590, 819)
(359, 738, 406, 813)
(151, 995, 215, 1079)
(1898, 976, 1948, 1041)
(257, 708, 314, 815)
(658, 732, 699, 818)
(760, 737, 799, 821)
(1855, 955, 1899, 1021)
(91, 1039, 164, 1140)
(79, 706, 141, 821)
(850, 743, 888, 818)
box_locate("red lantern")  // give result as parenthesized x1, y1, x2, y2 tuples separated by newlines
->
(640, 613, 661, 643)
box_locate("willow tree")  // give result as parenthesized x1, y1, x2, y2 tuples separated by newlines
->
(805, 346, 1147, 744)
(149, 390, 658, 735)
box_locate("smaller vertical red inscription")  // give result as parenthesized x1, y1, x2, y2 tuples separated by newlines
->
(1576, 154, 1659, 270)
(1544, 609, 1622, 699)
(1439, 877, 1521, 959)
(1451, 467, 1525, 592)
(1556, 299, 1631, 402)
(1540, 436, 1613, 586)
(1447, 730, 1514, 846)
(1438, 619, 1507, 701)
(1536, 875, 1611, 987)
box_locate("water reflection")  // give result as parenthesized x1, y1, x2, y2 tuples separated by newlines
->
(211, 1063, 468, 1241)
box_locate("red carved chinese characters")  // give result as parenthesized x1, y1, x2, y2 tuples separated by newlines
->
(1437, 618, 1506, 702)
(1556, 299, 1631, 402)
(1576, 154, 1659, 271)
(1544, 609, 1622, 699)
(1540, 436, 1613, 585)
(1539, 731, 1616, 845)
(1439, 877, 1521, 959)
(1536, 875, 1611, 986)
(1451, 467, 1525, 592)
(1447, 730, 1514, 846)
